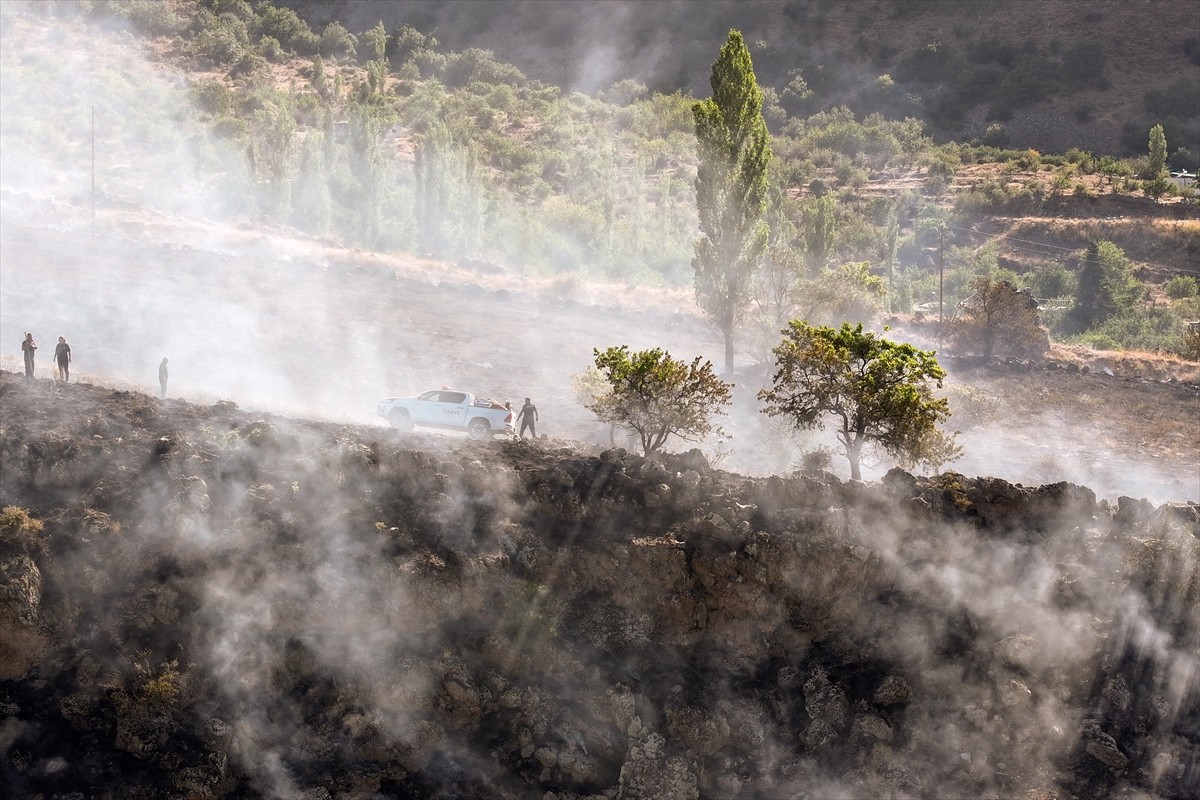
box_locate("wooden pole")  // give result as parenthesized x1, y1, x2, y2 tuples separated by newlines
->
(938, 227, 944, 327)
(91, 104, 95, 233)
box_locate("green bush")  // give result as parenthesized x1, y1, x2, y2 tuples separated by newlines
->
(318, 21, 357, 60)
(190, 10, 249, 64)
(1165, 275, 1199, 299)
(190, 80, 234, 116)
(257, 5, 315, 54)
(1073, 306, 1190, 354)
(259, 35, 284, 62)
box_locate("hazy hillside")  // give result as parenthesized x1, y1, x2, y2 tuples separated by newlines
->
(2, 3, 1199, 797)
(280, 0, 1200, 155)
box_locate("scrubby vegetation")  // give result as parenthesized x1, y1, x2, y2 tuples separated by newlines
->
(1, 0, 1197, 359)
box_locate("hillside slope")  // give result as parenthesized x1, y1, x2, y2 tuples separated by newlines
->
(1, 372, 1197, 798)
(281, 0, 1200, 154)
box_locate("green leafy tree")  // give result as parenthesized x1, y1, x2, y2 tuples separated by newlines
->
(291, 133, 331, 233)
(346, 103, 394, 246)
(793, 261, 884, 327)
(361, 21, 389, 62)
(246, 95, 297, 216)
(318, 21, 357, 60)
(800, 193, 838, 276)
(257, 5, 318, 55)
(692, 30, 773, 374)
(414, 120, 452, 253)
(586, 346, 733, 456)
(759, 322, 960, 480)
(1148, 123, 1168, 177)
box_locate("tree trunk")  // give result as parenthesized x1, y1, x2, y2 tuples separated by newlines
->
(847, 431, 864, 481)
(723, 327, 735, 376)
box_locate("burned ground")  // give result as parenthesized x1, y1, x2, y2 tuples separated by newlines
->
(1, 371, 1197, 799)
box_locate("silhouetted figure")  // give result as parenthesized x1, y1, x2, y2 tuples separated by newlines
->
(516, 396, 538, 439)
(21, 333, 36, 380)
(54, 336, 71, 382)
(159, 357, 169, 399)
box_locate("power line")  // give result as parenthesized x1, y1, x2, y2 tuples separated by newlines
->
(943, 223, 1078, 254)
(941, 222, 1200, 276)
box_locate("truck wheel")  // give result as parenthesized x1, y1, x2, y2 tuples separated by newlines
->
(389, 409, 414, 431)
(468, 418, 491, 440)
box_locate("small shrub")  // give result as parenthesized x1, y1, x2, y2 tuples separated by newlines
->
(259, 35, 284, 62)
(192, 23, 245, 64)
(190, 80, 234, 116)
(795, 446, 835, 475)
(120, 0, 186, 36)
(1165, 276, 1198, 299)
(136, 658, 182, 706)
(941, 385, 1000, 429)
(981, 122, 1008, 147)
(0, 506, 47, 557)
(229, 52, 267, 78)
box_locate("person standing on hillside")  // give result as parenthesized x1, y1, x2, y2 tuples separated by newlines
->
(54, 336, 72, 382)
(21, 333, 36, 380)
(159, 357, 169, 399)
(516, 396, 539, 439)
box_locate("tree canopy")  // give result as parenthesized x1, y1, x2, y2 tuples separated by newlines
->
(759, 322, 959, 480)
(1067, 240, 1143, 333)
(585, 346, 733, 456)
(692, 29, 772, 374)
(952, 275, 1049, 359)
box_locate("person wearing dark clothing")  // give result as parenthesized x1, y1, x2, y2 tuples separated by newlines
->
(159, 357, 169, 399)
(516, 397, 539, 439)
(54, 336, 71, 382)
(21, 333, 36, 380)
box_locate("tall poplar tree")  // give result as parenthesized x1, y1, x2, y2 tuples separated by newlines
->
(1148, 123, 1167, 176)
(693, 30, 772, 375)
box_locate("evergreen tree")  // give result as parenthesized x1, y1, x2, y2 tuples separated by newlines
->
(1068, 241, 1142, 333)
(311, 55, 327, 98)
(692, 30, 772, 374)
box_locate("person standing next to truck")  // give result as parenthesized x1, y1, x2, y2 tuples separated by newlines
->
(516, 396, 538, 439)
(21, 333, 36, 380)
(54, 336, 72, 382)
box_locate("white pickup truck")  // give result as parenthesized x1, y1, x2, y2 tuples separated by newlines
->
(378, 389, 515, 439)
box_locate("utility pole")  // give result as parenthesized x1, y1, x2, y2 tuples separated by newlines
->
(938, 226, 945, 327)
(91, 104, 96, 234)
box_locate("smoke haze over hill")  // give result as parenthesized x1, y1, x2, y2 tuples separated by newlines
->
(0, 3, 1198, 798)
